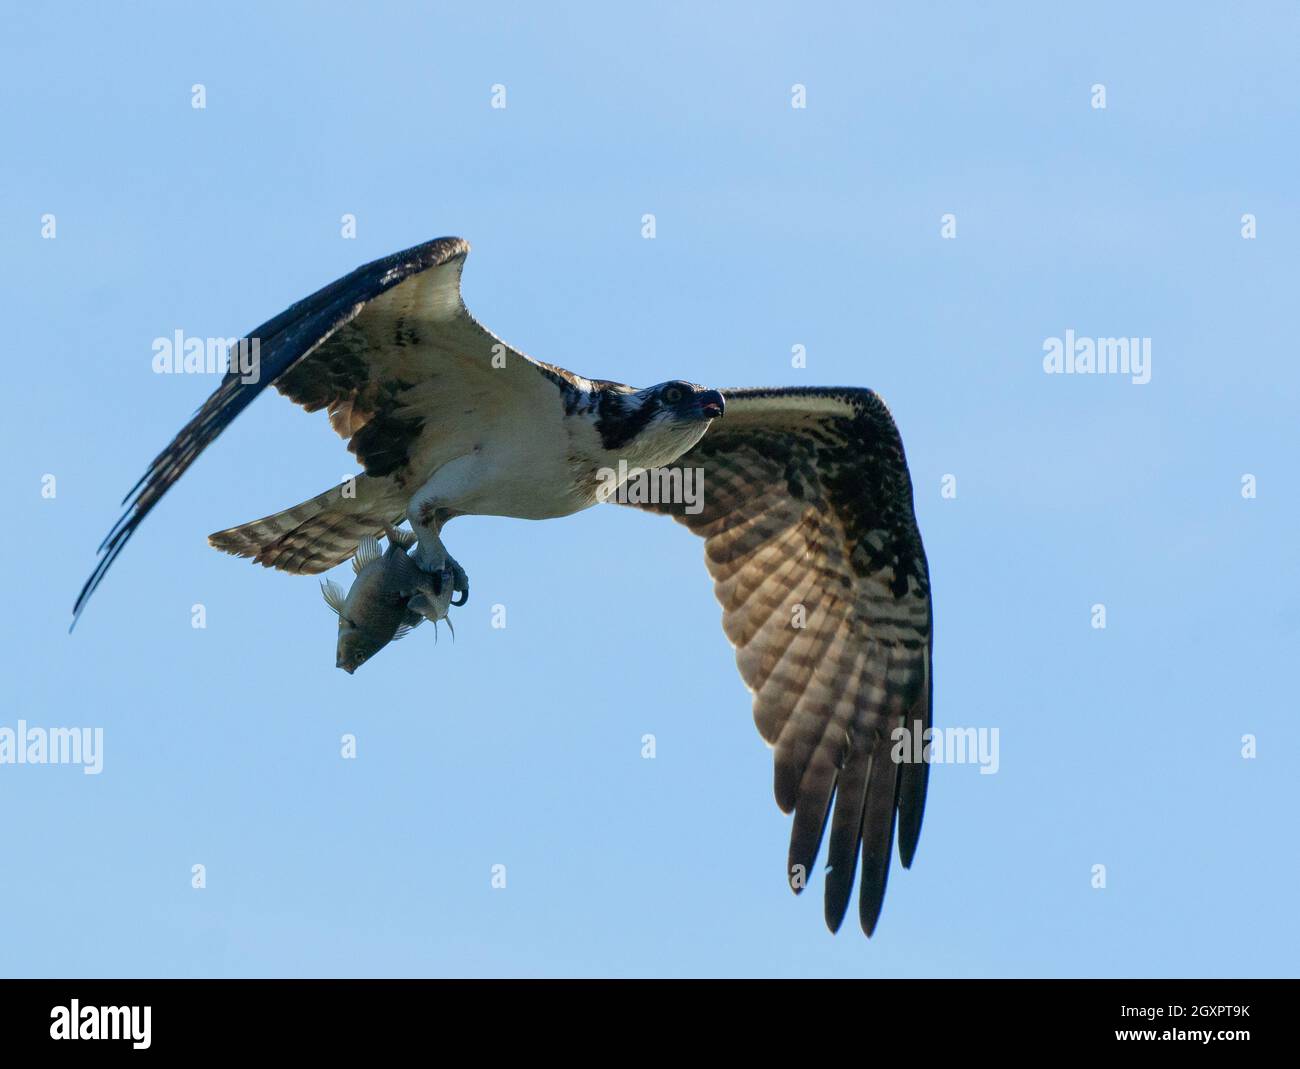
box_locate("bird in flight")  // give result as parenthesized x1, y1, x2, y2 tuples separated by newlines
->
(73, 236, 933, 936)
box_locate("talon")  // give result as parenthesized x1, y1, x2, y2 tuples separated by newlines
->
(450, 561, 469, 606)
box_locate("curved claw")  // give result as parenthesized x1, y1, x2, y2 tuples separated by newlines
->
(450, 561, 469, 606)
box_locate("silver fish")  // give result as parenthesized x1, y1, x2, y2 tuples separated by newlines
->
(321, 524, 452, 673)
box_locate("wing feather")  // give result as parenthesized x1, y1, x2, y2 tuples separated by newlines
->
(858, 735, 904, 935)
(619, 386, 932, 935)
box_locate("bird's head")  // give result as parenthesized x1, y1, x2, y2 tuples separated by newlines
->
(595, 380, 725, 468)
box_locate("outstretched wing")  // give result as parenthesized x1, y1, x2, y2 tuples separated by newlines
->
(618, 387, 932, 935)
(73, 236, 582, 626)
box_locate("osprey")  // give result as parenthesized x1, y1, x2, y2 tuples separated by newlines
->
(73, 236, 933, 937)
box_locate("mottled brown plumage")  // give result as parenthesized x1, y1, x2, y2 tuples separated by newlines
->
(618, 387, 932, 934)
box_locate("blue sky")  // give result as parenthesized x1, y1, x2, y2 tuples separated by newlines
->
(2, 2, 1297, 977)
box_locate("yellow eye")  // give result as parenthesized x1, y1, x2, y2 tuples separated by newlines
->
(663, 385, 684, 404)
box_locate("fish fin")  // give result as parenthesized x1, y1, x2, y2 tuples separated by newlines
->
(353, 535, 382, 573)
(388, 549, 429, 593)
(320, 579, 347, 616)
(383, 523, 418, 550)
(392, 623, 415, 642)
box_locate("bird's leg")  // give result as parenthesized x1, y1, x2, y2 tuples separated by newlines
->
(407, 489, 449, 570)
(409, 521, 450, 572)
(407, 486, 469, 608)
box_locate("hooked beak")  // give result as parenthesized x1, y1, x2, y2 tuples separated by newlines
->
(697, 390, 725, 420)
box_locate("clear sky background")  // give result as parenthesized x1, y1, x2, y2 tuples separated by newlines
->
(2, 2, 1297, 977)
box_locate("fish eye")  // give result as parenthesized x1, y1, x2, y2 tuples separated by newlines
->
(662, 384, 685, 405)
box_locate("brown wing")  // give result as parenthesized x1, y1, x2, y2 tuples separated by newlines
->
(619, 387, 933, 935)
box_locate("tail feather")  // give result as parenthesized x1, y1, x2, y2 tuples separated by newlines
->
(208, 477, 406, 575)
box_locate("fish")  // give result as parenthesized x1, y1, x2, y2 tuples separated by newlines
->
(321, 524, 454, 673)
